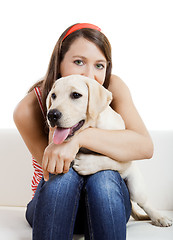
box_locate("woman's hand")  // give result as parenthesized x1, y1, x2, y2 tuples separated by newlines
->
(42, 131, 80, 181)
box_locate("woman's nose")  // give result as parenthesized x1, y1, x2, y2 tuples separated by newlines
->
(82, 66, 96, 80)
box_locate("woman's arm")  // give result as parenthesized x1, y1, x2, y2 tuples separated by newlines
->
(13, 90, 80, 180)
(13, 90, 48, 166)
(77, 75, 154, 162)
(13, 75, 153, 180)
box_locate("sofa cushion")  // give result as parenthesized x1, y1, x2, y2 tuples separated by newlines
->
(0, 206, 31, 240)
(0, 207, 172, 240)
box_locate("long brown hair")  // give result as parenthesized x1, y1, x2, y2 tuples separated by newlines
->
(29, 24, 112, 114)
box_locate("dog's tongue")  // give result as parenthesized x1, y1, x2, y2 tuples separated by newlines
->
(53, 128, 70, 144)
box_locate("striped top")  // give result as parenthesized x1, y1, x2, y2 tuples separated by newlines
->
(31, 87, 45, 197)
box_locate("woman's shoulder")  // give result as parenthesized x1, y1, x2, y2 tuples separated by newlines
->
(108, 74, 132, 102)
(14, 91, 36, 120)
(13, 90, 44, 130)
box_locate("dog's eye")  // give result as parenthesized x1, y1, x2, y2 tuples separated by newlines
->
(71, 92, 82, 99)
(51, 93, 56, 100)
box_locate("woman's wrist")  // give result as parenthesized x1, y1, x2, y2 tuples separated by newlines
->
(77, 127, 92, 149)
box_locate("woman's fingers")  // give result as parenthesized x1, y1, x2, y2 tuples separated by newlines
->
(63, 160, 71, 173)
(43, 169, 49, 181)
(42, 137, 80, 179)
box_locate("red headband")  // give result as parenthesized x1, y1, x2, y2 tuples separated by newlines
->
(63, 23, 101, 41)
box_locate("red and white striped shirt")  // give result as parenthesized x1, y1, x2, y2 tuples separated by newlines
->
(31, 87, 45, 197)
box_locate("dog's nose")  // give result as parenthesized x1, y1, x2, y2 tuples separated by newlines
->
(47, 109, 62, 127)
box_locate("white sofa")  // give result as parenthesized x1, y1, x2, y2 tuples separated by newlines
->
(0, 128, 173, 240)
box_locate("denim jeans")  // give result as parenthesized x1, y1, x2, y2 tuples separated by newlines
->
(26, 168, 131, 240)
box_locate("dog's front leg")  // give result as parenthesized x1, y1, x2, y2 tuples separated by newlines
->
(73, 153, 131, 175)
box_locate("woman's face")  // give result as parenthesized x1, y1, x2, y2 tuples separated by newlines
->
(60, 37, 107, 85)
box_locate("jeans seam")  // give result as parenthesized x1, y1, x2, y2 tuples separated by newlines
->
(111, 171, 130, 237)
(50, 176, 63, 240)
(85, 190, 94, 240)
(69, 178, 84, 239)
(104, 171, 117, 238)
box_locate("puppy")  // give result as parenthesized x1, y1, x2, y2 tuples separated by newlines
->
(46, 74, 172, 227)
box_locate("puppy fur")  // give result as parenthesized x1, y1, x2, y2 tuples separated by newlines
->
(46, 75, 172, 227)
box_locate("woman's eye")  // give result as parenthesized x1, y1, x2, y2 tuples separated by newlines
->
(70, 92, 82, 99)
(74, 60, 83, 66)
(96, 63, 104, 70)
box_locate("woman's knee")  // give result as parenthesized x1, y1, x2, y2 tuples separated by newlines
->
(85, 170, 131, 221)
(41, 168, 84, 197)
(85, 170, 123, 197)
(32, 169, 85, 238)
(84, 171, 130, 239)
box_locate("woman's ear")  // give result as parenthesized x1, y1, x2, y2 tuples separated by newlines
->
(84, 77, 112, 119)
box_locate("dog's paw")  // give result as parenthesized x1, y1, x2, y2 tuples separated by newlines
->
(73, 159, 94, 175)
(73, 153, 101, 175)
(152, 216, 172, 227)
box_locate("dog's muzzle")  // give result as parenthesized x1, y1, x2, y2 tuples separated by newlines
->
(47, 109, 85, 145)
(47, 109, 62, 127)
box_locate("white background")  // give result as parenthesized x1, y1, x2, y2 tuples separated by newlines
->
(0, 0, 172, 130)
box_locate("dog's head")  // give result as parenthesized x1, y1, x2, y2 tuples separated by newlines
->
(46, 75, 112, 144)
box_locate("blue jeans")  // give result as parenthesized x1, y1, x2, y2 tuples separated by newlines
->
(26, 169, 131, 240)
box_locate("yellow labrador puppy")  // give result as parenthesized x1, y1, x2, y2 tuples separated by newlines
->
(46, 75, 172, 227)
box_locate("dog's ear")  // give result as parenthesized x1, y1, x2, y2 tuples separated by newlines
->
(46, 90, 52, 110)
(84, 78, 112, 119)
(46, 82, 56, 110)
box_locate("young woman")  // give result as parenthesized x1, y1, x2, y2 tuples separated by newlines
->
(13, 23, 153, 240)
